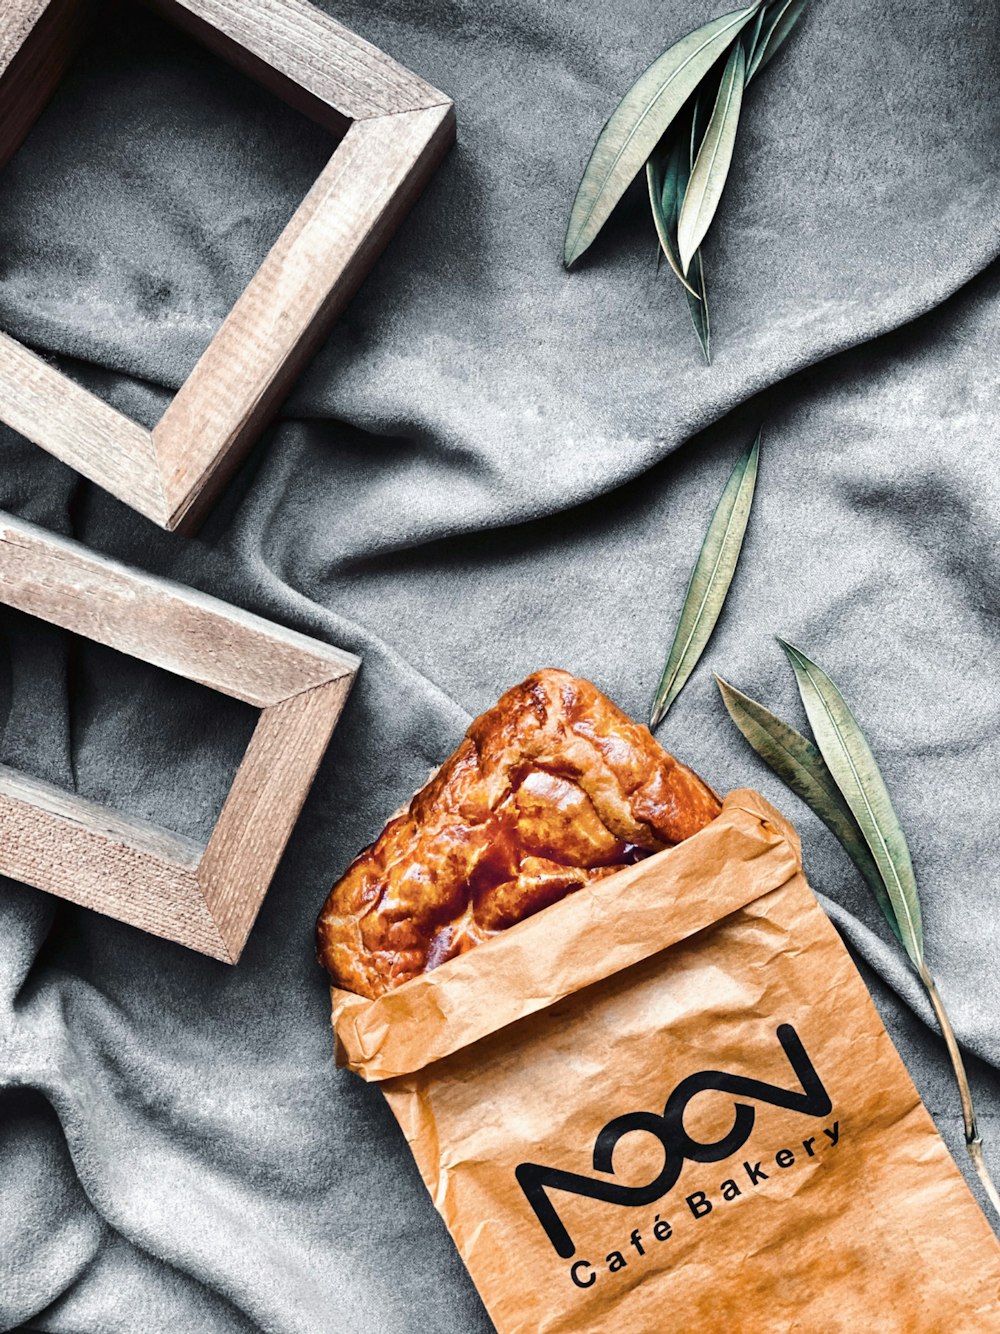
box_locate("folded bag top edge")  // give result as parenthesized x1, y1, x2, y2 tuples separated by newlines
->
(330, 789, 802, 1081)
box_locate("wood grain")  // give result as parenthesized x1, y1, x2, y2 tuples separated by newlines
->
(154, 101, 455, 531)
(0, 514, 358, 705)
(0, 765, 229, 958)
(0, 514, 359, 961)
(0, 0, 455, 532)
(0, 0, 91, 171)
(0, 333, 166, 523)
(148, 0, 448, 129)
(200, 676, 353, 956)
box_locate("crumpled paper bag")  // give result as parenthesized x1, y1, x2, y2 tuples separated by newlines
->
(331, 790, 1000, 1332)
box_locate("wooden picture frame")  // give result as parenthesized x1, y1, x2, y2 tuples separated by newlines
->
(0, 513, 359, 961)
(0, 0, 455, 532)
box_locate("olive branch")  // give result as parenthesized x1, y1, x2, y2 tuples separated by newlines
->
(565, 1, 808, 361)
(649, 428, 1000, 1216)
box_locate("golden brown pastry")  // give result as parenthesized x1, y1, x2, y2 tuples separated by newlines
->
(316, 668, 721, 997)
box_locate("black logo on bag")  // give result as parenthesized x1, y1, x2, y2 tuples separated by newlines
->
(515, 1024, 831, 1258)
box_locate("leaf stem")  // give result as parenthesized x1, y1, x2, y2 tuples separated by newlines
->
(918, 962, 1000, 1218)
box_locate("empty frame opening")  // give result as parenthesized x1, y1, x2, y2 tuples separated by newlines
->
(0, 603, 259, 845)
(0, 0, 337, 416)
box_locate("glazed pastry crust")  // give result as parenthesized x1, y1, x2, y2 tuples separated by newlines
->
(316, 669, 721, 997)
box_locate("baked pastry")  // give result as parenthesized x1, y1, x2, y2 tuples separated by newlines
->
(316, 668, 721, 997)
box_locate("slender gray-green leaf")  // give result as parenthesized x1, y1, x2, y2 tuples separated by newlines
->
(683, 100, 712, 360)
(686, 246, 711, 362)
(746, 0, 808, 81)
(646, 109, 710, 352)
(650, 431, 759, 727)
(678, 40, 746, 275)
(646, 138, 699, 297)
(661, 102, 714, 354)
(563, 3, 760, 268)
(673, 103, 714, 355)
(778, 639, 924, 967)
(716, 675, 901, 939)
(689, 89, 712, 168)
(743, 4, 767, 65)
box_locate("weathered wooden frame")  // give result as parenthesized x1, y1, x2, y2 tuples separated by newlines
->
(0, 0, 455, 531)
(0, 513, 359, 961)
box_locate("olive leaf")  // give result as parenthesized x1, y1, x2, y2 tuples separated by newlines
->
(647, 104, 711, 353)
(743, 4, 767, 65)
(563, 3, 761, 269)
(686, 248, 711, 362)
(717, 644, 1000, 1214)
(777, 639, 924, 967)
(566, 0, 808, 357)
(678, 40, 746, 275)
(646, 135, 699, 297)
(650, 430, 760, 728)
(683, 93, 714, 361)
(715, 675, 900, 938)
(746, 0, 809, 81)
(689, 85, 713, 163)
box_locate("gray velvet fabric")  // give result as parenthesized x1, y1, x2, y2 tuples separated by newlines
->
(1, 1, 999, 1329)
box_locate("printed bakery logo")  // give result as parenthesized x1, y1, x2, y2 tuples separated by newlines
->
(515, 1024, 841, 1289)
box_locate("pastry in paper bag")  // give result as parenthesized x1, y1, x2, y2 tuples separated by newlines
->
(320, 678, 1000, 1331)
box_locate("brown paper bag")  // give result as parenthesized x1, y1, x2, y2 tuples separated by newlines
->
(331, 790, 1000, 1332)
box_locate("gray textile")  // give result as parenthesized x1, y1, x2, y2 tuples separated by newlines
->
(1, 0, 999, 1329)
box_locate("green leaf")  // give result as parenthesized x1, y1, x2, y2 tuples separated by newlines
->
(743, 5, 767, 65)
(778, 639, 924, 967)
(681, 92, 714, 361)
(689, 87, 713, 168)
(646, 137, 699, 297)
(650, 430, 760, 728)
(647, 111, 710, 355)
(678, 40, 746, 275)
(563, 3, 760, 268)
(715, 675, 901, 939)
(746, 0, 808, 81)
(686, 246, 711, 362)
